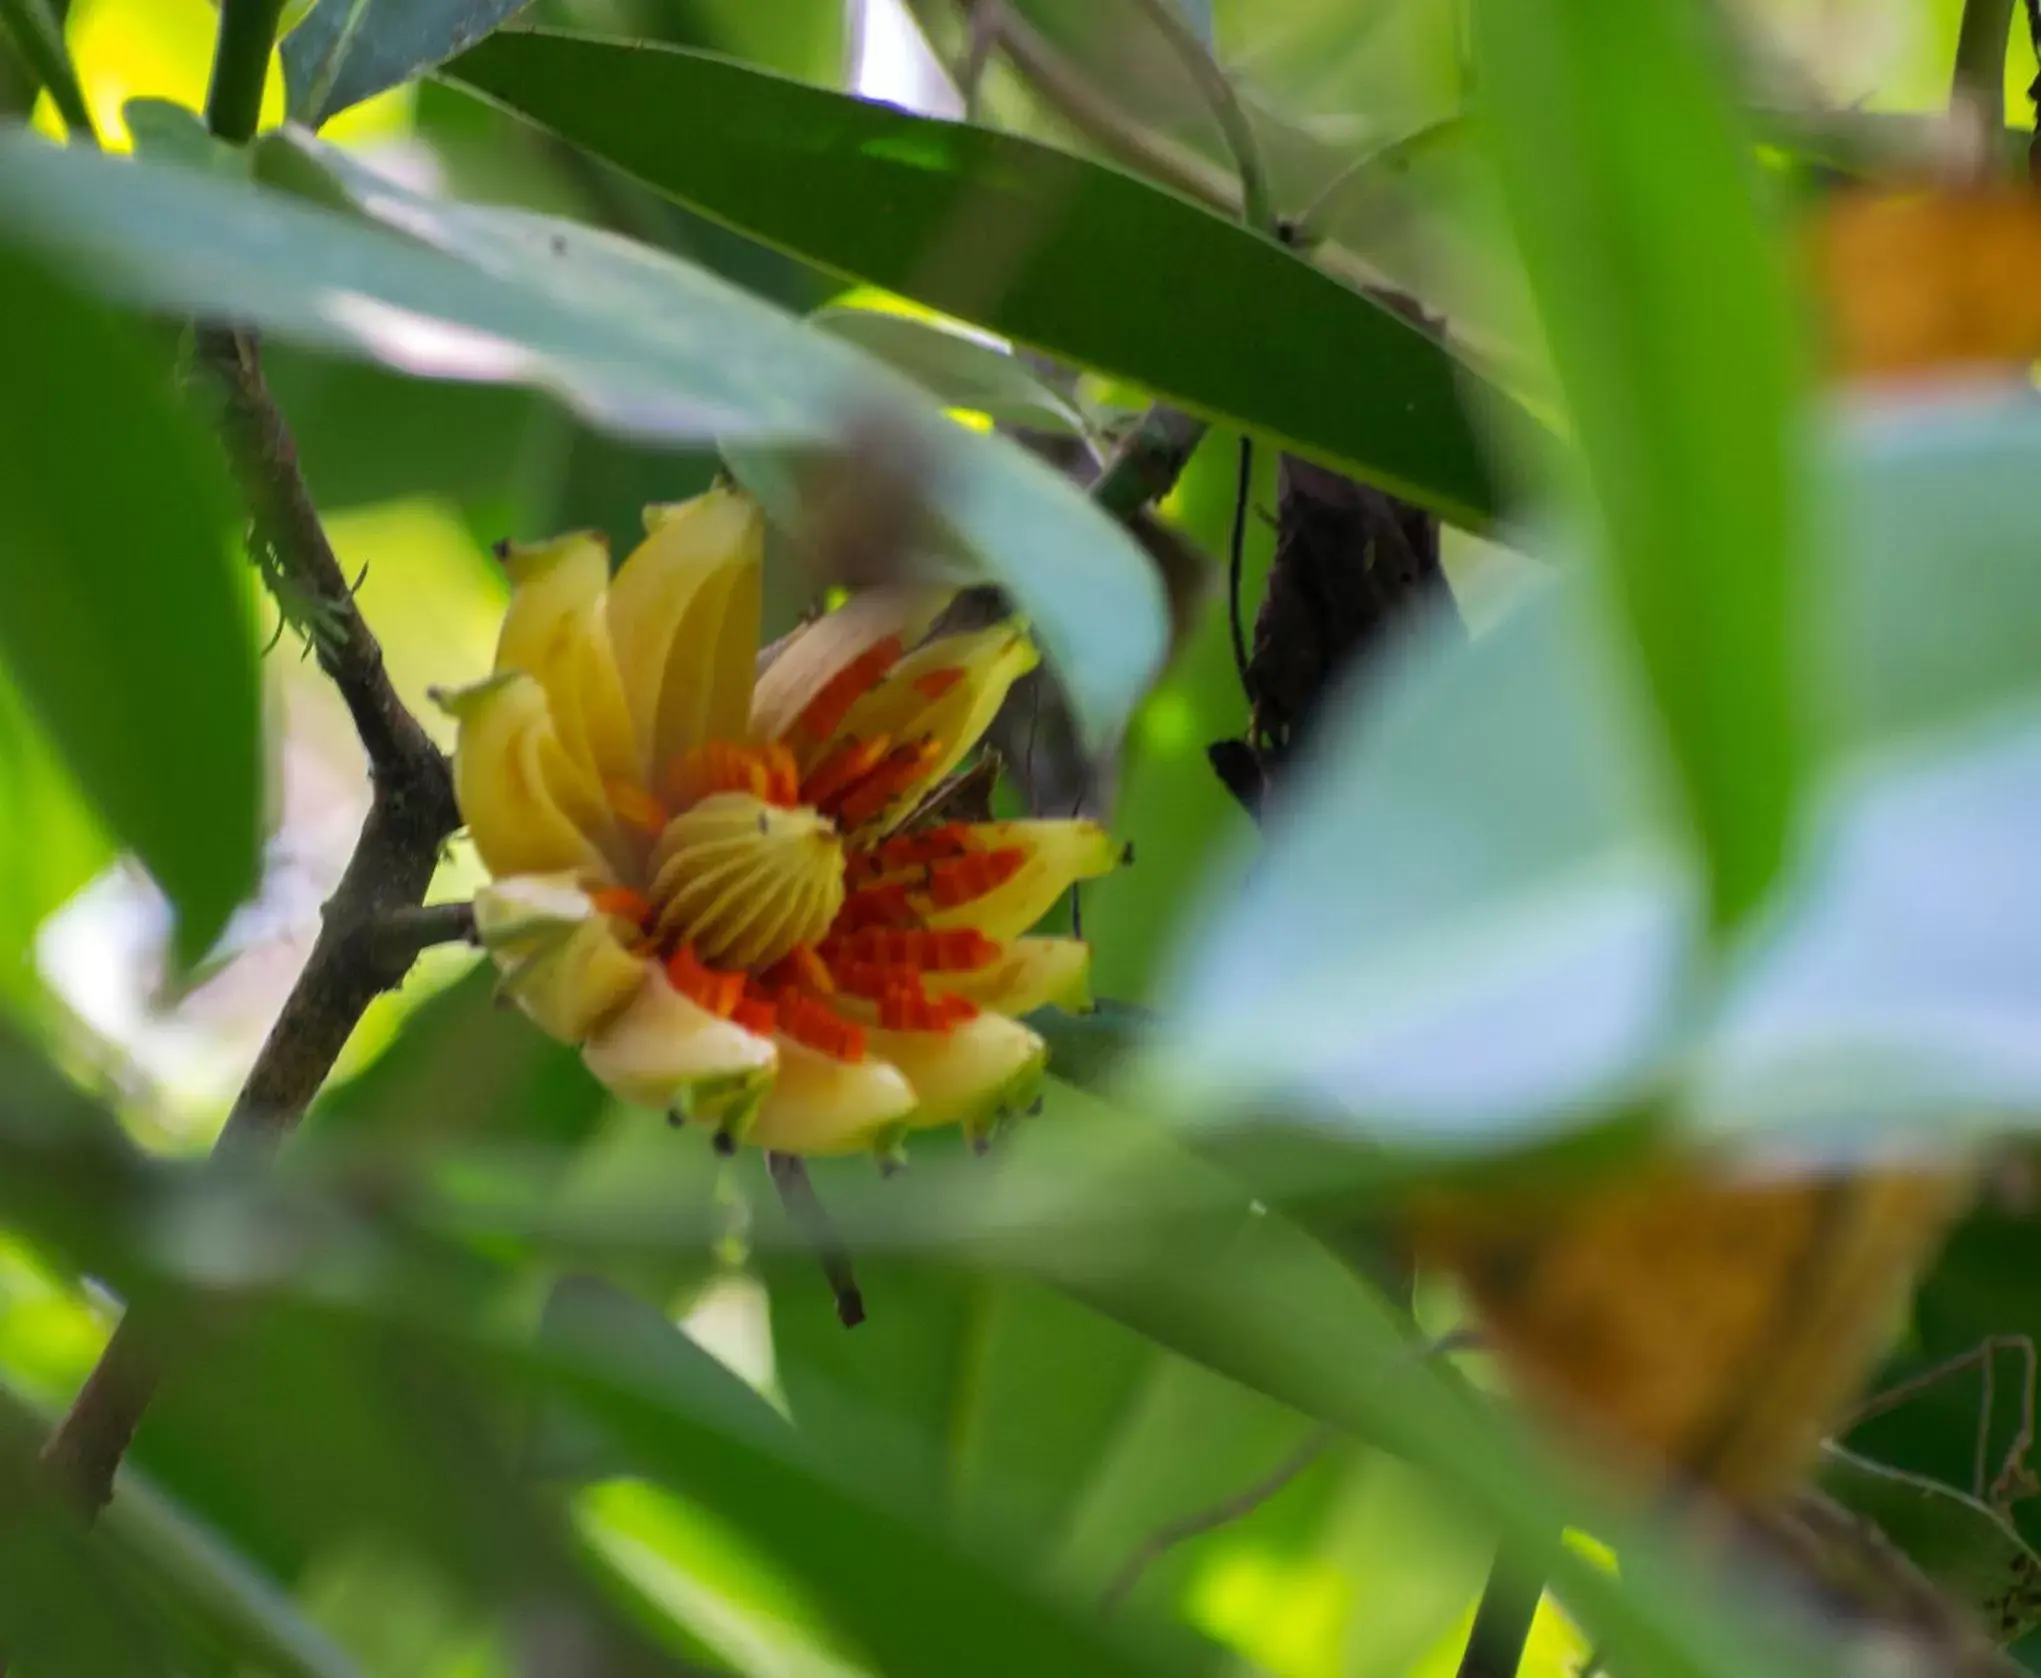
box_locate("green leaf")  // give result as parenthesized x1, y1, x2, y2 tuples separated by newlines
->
(1814, 1445, 2041, 1642)
(441, 28, 1531, 530)
(281, 0, 533, 128)
(0, 134, 1166, 749)
(0, 671, 109, 1006)
(992, 1095, 1827, 1678)
(121, 97, 245, 180)
(532, 1267, 1212, 1678)
(0, 240, 257, 969)
(1147, 391, 2041, 1159)
(1470, 0, 1809, 930)
(1144, 577, 1695, 1149)
(814, 306, 1086, 435)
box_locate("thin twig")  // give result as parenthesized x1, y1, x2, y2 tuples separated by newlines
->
(1100, 1425, 1333, 1613)
(766, 1154, 865, 1329)
(957, 0, 1004, 120)
(367, 901, 479, 971)
(1226, 436, 1253, 694)
(34, 330, 461, 1519)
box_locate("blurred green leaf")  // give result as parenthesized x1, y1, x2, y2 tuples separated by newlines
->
(0, 671, 109, 1005)
(281, 0, 534, 128)
(1148, 391, 2041, 1159)
(1003, 1092, 1825, 1678)
(535, 1267, 1211, 1678)
(814, 307, 1085, 436)
(0, 132, 1166, 747)
(1815, 1445, 2041, 1641)
(1145, 577, 1694, 1149)
(443, 28, 1530, 529)
(122, 97, 243, 178)
(678, 0, 846, 84)
(0, 240, 257, 969)
(48, 1390, 368, 1678)
(303, 961, 608, 1157)
(1470, 0, 1808, 932)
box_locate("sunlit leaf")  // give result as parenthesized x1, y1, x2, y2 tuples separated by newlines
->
(281, 0, 534, 128)
(0, 132, 1166, 747)
(442, 28, 1532, 530)
(0, 239, 257, 968)
(815, 306, 1085, 435)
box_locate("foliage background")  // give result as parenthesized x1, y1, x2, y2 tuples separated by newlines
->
(5, 1, 2041, 1676)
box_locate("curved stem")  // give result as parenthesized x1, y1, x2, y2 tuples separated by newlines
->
(1126, 0, 1273, 233)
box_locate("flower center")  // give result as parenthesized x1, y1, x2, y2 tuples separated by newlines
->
(645, 791, 845, 971)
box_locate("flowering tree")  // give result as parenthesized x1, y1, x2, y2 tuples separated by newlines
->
(3, 2, 2041, 1676)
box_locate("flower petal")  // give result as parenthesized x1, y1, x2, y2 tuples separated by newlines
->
(443, 673, 612, 879)
(475, 875, 647, 1043)
(923, 820, 1121, 940)
(747, 1035, 918, 1155)
(924, 937, 1091, 1017)
(820, 624, 1038, 830)
(582, 965, 777, 1122)
(607, 488, 763, 779)
(751, 584, 952, 745)
(870, 1011, 1046, 1132)
(493, 532, 639, 792)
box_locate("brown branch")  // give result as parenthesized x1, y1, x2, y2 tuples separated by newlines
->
(34, 328, 462, 1519)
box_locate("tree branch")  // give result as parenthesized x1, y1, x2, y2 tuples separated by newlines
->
(34, 329, 462, 1519)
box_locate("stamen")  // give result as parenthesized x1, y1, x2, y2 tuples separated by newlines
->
(778, 992, 866, 1061)
(733, 983, 779, 1036)
(793, 634, 904, 742)
(878, 984, 979, 1032)
(803, 734, 890, 810)
(606, 780, 668, 836)
(665, 944, 746, 1017)
(763, 742, 801, 807)
(830, 737, 943, 830)
(831, 882, 919, 933)
(822, 927, 998, 972)
(589, 885, 654, 926)
(761, 943, 836, 995)
(927, 847, 1026, 908)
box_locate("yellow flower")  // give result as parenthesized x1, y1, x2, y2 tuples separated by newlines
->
(440, 487, 1119, 1158)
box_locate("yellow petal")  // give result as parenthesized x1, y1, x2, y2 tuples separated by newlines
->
(443, 673, 611, 880)
(750, 583, 953, 744)
(925, 937, 1091, 1017)
(924, 820, 1120, 940)
(747, 1036, 918, 1155)
(820, 624, 1038, 830)
(475, 875, 648, 1043)
(606, 488, 763, 779)
(582, 965, 777, 1122)
(871, 1011, 1046, 1132)
(493, 532, 640, 793)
